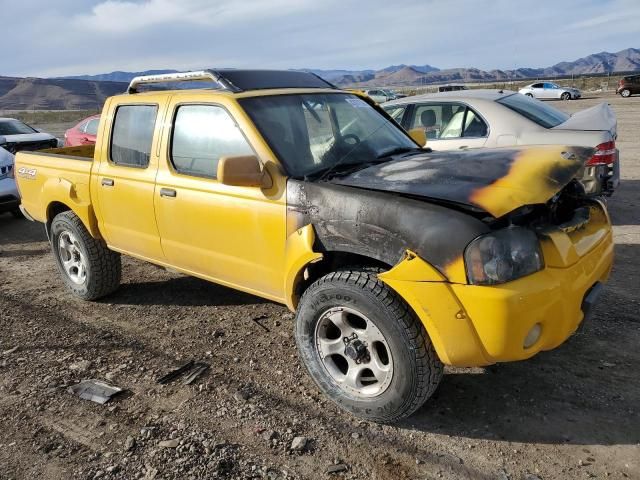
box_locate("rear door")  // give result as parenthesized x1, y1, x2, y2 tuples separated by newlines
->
(95, 100, 166, 262)
(405, 102, 488, 150)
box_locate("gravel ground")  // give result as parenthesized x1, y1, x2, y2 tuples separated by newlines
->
(0, 93, 639, 480)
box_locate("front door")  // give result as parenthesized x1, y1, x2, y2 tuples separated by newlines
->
(153, 100, 286, 301)
(96, 102, 166, 261)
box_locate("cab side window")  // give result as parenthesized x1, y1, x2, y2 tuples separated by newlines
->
(110, 105, 158, 168)
(170, 105, 254, 179)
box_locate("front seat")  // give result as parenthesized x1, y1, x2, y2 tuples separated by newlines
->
(420, 110, 439, 139)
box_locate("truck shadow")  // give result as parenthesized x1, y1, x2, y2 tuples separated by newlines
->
(0, 215, 46, 245)
(401, 243, 640, 445)
(106, 275, 271, 307)
(607, 179, 640, 227)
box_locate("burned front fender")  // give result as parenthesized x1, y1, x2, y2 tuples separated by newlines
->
(286, 180, 490, 279)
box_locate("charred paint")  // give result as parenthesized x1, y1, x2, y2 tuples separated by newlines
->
(287, 146, 592, 281)
(331, 146, 591, 218)
(286, 180, 489, 276)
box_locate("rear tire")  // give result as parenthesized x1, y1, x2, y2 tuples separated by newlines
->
(11, 209, 24, 219)
(620, 89, 631, 98)
(50, 211, 121, 300)
(295, 270, 443, 422)
(561, 92, 571, 100)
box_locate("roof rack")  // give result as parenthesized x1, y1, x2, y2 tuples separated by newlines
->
(127, 70, 239, 94)
(127, 69, 337, 94)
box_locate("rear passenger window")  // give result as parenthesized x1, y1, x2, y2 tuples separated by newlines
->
(170, 105, 253, 178)
(110, 105, 158, 168)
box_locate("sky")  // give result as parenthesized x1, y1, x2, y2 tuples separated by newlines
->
(2, 0, 640, 77)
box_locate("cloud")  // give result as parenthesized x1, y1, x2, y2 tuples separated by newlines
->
(2, 0, 639, 78)
(72, 0, 320, 33)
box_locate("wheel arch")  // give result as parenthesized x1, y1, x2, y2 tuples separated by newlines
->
(45, 200, 100, 240)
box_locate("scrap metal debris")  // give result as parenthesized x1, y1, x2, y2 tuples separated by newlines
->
(183, 362, 210, 385)
(156, 360, 195, 384)
(68, 379, 124, 404)
(156, 360, 210, 385)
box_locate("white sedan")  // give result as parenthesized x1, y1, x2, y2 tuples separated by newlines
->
(382, 89, 618, 196)
(518, 82, 581, 100)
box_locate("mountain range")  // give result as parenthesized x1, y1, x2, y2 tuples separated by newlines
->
(1, 48, 638, 110)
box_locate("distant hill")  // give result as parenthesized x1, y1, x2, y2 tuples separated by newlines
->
(0, 76, 127, 110)
(2, 48, 639, 109)
(62, 69, 180, 83)
(332, 47, 640, 86)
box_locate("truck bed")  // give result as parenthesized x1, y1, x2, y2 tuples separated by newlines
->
(15, 145, 96, 225)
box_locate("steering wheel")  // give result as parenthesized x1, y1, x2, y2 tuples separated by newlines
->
(341, 133, 361, 146)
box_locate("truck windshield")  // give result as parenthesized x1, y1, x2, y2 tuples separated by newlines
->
(240, 93, 418, 178)
(497, 93, 569, 128)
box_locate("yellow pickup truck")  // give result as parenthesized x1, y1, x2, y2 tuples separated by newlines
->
(15, 70, 613, 422)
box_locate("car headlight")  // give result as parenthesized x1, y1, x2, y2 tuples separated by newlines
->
(464, 227, 544, 285)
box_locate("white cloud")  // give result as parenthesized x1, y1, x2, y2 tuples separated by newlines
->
(72, 0, 320, 33)
(2, 0, 639, 78)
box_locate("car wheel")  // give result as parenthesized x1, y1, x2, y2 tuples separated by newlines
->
(295, 270, 443, 422)
(620, 89, 631, 98)
(561, 92, 571, 100)
(11, 209, 24, 219)
(50, 211, 121, 300)
(525, 93, 534, 97)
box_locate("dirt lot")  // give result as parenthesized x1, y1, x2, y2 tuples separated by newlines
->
(1, 93, 639, 480)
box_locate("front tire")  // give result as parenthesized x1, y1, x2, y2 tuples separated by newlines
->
(295, 270, 443, 422)
(525, 93, 534, 98)
(620, 89, 631, 98)
(50, 211, 121, 300)
(561, 92, 571, 100)
(11, 208, 24, 219)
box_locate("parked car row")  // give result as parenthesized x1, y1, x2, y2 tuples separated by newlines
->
(382, 89, 619, 196)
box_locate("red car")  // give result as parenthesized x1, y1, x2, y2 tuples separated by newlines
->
(64, 115, 100, 147)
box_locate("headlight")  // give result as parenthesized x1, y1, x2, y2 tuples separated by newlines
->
(464, 227, 544, 285)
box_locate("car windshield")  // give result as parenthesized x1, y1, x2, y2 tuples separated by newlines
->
(497, 93, 569, 128)
(0, 119, 37, 135)
(240, 93, 418, 178)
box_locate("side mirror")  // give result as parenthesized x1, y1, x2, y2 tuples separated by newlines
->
(217, 155, 273, 188)
(408, 128, 427, 147)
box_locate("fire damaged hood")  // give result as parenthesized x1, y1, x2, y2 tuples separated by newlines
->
(330, 146, 593, 218)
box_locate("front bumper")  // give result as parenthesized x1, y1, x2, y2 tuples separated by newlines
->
(380, 205, 614, 367)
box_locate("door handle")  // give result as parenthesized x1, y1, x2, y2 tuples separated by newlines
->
(459, 146, 468, 149)
(101, 178, 114, 187)
(160, 188, 177, 198)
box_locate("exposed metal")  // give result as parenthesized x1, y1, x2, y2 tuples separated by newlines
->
(314, 306, 393, 398)
(68, 379, 124, 404)
(287, 178, 489, 272)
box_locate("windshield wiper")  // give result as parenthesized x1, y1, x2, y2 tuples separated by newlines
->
(376, 146, 424, 159)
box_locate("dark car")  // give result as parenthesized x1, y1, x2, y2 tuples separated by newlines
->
(617, 75, 640, 98)
(438, 84, 468, 92)
(0, 118, 59, 153)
